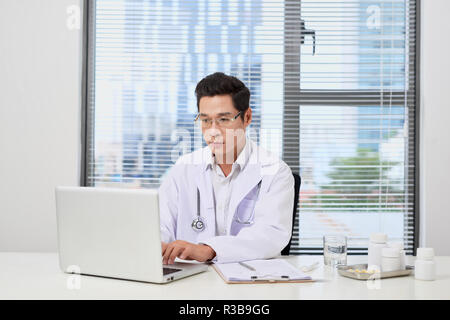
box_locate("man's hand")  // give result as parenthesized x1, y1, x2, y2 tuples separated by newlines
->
(161, 240, 216, 265)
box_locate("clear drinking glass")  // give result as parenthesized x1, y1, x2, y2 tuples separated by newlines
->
(323, 235, 347, 267)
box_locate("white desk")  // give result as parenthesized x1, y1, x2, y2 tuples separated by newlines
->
(0, 252, 449, 299)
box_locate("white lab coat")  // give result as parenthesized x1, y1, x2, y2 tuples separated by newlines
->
(158, 139, 295, 263)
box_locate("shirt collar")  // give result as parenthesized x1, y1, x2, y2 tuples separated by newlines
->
(234, 137, 251, 170)
(204, 137, 250, 172)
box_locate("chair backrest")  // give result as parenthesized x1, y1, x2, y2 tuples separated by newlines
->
(280, 172, 301, 255)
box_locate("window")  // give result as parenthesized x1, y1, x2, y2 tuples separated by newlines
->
(83, 0, 419, 254)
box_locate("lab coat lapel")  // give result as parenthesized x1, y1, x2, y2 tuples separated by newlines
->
(194, 163, 216, 242)
(226, 163, 262, 234)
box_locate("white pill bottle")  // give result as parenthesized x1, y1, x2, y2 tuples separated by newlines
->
(368, 233, 388, 271)
(381, 247, 401, 272)
(388, 242, 406, 270)
(414, 248, 436, 281)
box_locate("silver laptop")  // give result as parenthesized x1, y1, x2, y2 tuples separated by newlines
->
(55, 186, 208, 283)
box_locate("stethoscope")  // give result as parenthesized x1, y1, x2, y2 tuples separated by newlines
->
(192, 182, 261, 233)
(191, 188, 206, 232)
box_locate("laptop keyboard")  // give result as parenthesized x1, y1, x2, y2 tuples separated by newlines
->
(163, 267, 182, 276)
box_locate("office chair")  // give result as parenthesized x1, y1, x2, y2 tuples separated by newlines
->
(281, 172, 301, 256)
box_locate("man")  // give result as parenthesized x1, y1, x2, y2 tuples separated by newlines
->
(159, 72, 294, 264)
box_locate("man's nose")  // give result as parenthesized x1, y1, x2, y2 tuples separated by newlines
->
(204, 127, 222, 140)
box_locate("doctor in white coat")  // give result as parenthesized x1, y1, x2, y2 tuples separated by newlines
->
(159, 72, 294, 264)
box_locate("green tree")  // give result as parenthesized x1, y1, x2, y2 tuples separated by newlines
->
(304, 148, 404, 212)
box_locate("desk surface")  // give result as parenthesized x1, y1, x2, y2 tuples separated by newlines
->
(1, 252, 449, 299)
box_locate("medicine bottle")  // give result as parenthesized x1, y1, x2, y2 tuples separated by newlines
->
(367, 233, 387, 271)
(414, 248, 436, 281)
(388, 242, 406, 270)
(381, 247, 401, 272)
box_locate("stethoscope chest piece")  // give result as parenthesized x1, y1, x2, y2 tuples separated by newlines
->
(192, 187, 206, 232)
(191, 216, 206, 232)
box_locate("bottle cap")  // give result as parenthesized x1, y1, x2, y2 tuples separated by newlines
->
(388, 242, 404, 250)
(370, 233, 387, 244)
(417, 248, 435, 260)
(382, 247, 400, 258)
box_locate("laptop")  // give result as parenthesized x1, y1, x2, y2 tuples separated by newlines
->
(55, 186, 208, 283)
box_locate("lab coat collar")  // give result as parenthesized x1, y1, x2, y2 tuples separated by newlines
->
(204, 148, 214, 171)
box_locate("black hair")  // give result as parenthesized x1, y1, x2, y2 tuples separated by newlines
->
(195, 72, 250, 120)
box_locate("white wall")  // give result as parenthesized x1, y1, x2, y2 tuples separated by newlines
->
(0, 0, 82, 251)
(0, 0, 449, 254)
(420, 0, 450, 255)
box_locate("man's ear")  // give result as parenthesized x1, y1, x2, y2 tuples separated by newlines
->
(244, 108, 252, 127)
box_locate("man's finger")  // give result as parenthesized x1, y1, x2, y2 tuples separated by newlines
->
(168, 246, 185, 265)
(161, 242, 168, 255)
(179, 246, 192, 260)
(163, 244, 175, 265)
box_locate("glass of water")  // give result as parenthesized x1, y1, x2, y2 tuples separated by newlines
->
(323, 235, 347, 267)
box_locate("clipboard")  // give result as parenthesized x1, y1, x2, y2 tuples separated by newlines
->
(212, 260, 315, 284)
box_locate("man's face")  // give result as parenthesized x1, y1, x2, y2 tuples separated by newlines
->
(198, 94, 251, 163)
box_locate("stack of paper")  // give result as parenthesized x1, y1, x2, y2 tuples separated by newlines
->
(213, 259, 313, 283)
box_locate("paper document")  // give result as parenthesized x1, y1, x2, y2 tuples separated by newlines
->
(214, 259, 312, 282)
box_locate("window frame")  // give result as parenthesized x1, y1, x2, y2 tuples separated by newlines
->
(283, 0, 420, 254)
(81, 0, 421, 255)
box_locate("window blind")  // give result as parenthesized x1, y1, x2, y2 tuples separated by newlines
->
(284, 0, 418, 254)
(84, 0, 418, 254)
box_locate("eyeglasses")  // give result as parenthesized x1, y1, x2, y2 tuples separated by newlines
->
(194, 111, 242, 128)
